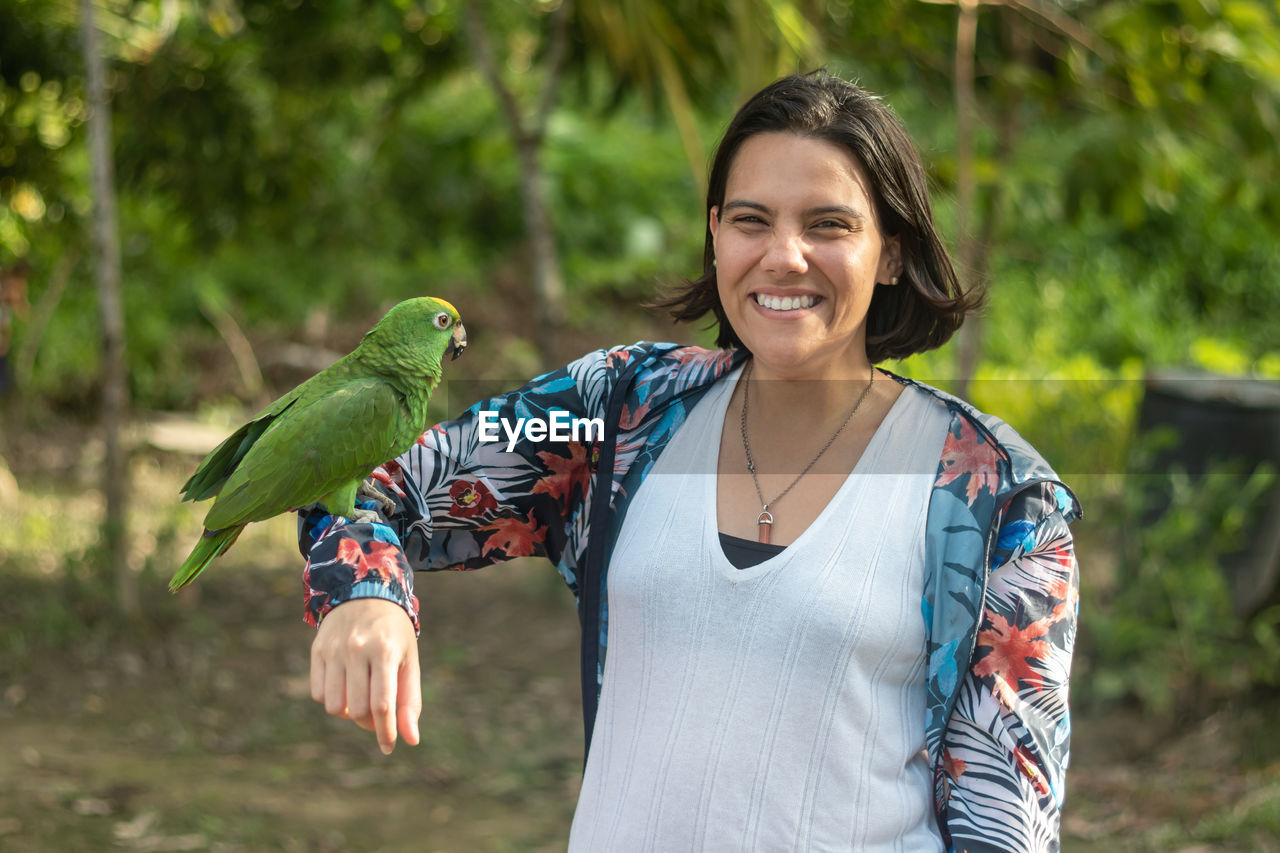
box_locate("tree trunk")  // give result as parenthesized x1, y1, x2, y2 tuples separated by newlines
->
(81, 0, 135, 616)
(952, 0, 982, 397)
(511, 135, 566, 357)
(464, 0, 569, 362)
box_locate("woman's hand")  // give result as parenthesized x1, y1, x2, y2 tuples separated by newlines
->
(309, 598, 421, 754)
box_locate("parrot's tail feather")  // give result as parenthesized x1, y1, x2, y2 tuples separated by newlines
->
(169, 526, 243, 592)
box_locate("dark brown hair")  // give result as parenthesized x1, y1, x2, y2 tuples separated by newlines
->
(655, 70, 981, 361)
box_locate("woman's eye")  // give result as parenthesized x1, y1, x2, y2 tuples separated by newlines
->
(813, 219, 850, 231)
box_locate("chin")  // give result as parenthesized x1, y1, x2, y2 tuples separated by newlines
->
(745, 346, 822, 376)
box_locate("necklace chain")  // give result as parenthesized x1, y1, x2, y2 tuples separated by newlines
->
(739, 361, 875, 539)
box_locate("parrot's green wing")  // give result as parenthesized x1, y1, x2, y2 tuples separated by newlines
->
(202, 375, 415, 532)
(180, 383, 309, 503)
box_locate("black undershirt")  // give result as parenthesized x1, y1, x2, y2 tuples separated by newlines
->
(718, 532, 786, 570)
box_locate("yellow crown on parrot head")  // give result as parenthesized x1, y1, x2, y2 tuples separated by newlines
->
(430, 297, 460, 318)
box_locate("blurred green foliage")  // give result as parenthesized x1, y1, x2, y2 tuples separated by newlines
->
(4, 1, 1278, 403)
(1082, 459, 1280, 716)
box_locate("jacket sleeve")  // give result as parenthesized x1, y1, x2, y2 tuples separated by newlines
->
(940, 481, 1079, 853)
(297, 344, 639, 631)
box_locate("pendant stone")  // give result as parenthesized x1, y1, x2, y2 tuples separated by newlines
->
(756, 509, 774, 544)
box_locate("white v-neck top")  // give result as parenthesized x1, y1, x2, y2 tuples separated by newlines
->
(568, 367, 950, 852)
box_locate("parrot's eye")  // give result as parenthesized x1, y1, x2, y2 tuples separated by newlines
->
(433, 312, 452, 330)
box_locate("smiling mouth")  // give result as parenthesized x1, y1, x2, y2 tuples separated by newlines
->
(754, 293, 820, 311)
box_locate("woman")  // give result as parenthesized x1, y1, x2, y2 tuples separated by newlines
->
(303, 71, 1080, 851)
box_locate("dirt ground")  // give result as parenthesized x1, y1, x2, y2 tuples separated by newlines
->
(0, 556, 586, 853)
(1, 430, 1278, 852)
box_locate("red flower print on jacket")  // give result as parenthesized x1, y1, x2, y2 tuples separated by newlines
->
(605, 349, 632, 371)
(1014, 744, 1051, 797)
(369, 459, 408, 498)
(449, 478, 498, 518)
(942, 748, 967, 781)
(301, 561, 331, 627)
(533, 442, 591, 509)
(618, 399, 652, 431)
(671, 346, 717, 364)
(477, 509, 546, 558)
(1042, 574, 1077, 622)
(416, 423, 446, 446)
(935, 419, 1001, 506)
(336, 537, 405, 586)
(973, 609, 1052, 705)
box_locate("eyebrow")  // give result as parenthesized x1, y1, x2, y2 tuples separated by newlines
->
(721, 200, 866, 220)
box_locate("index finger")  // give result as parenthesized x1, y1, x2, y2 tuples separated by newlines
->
(368, 655, 399, 755)
(398, 637, 422, 746)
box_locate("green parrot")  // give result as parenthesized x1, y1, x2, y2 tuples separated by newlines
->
(171, 296, 466, 592)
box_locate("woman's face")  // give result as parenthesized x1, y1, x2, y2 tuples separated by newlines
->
(710, 132, 901, 382)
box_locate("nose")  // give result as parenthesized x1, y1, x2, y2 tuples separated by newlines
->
(761, 230, 808, 276)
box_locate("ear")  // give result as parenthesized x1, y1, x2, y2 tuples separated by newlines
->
(709, 206, 721, 240)
(878, 234, 903, 284)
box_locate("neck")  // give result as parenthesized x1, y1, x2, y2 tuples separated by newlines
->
(742, 359, 876, 424)
(744, 342, 875, 384)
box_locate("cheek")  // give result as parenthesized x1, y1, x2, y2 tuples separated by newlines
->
(716, 277, 752, 330)
(713, 248, 748, 291)
(717, 234, 762, 275)
(822, 247, 880, 288)
(715, 277, 737, 313)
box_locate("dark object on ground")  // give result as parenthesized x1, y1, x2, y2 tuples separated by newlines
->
(1138, 369, 1280, 617)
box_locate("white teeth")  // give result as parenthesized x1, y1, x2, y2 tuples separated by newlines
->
(755, 293, 816, 311)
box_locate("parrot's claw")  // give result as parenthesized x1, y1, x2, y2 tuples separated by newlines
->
(357, 480, 398, 517)
(350, 507, 385, 525)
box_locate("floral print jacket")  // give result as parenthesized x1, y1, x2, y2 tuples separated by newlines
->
(299, 342, 1082, 853)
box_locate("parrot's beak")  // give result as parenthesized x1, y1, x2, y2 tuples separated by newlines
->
(448, 322, 467, 361)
